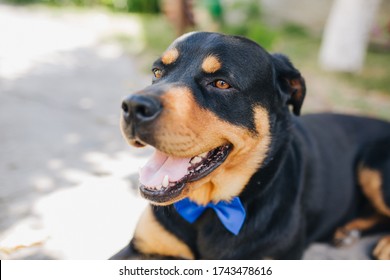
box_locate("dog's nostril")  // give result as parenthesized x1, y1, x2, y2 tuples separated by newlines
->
(121, 101, 129, 114)
(135, 104, 153, 118)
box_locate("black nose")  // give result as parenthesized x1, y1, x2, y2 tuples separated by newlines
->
(121, 94, 162, 123)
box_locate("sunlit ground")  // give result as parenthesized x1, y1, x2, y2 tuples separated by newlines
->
(0, 148, 151, 259)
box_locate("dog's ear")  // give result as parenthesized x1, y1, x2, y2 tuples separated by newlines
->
(272, 53, 306, 116)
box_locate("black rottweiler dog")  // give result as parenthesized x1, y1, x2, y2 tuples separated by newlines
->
(112, 32, 390, 260)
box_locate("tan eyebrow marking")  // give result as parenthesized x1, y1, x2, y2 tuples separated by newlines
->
(202, 55, 221, 73)
(161, 48, 179, 65)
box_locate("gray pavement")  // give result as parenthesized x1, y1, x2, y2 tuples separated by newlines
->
(0, 4, 384, 259)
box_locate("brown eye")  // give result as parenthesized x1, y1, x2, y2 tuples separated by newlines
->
(214, 80, 230, 89)
(153, 68, 163, 79)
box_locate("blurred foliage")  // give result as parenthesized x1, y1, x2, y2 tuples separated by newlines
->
(281, 23, 309, 38)
(210, 0, 278, 50)
(202, 0, 223, 21)
(139, 14, 176, 55)
(4, 0, 160, 13)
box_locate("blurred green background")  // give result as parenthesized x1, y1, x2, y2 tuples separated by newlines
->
(4, 0, 161, 12)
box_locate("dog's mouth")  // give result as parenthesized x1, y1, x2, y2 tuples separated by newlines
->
(139, 144, 232, 204)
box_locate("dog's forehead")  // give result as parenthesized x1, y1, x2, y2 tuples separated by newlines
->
(179, 32, 253, 53)
(164, 32, 269, 67)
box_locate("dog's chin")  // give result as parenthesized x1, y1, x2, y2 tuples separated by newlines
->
(137, 143, 233, 205)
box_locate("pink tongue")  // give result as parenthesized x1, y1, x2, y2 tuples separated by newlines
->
(139, 150, 191, 188)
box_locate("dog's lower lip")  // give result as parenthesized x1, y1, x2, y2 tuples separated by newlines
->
(133, 140, 145, 147)
(139, 144, 233, 203)
(128, 137, 147, 147)
(140, 181, 186, 204)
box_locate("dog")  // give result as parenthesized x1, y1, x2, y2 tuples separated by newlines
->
(111, 32, 390, 259)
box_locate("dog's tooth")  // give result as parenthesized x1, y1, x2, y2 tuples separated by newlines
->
(195, 165, 203, 171)
(190, 156, 202, 164)
(162, 175, 169, 188)
(199, 152, 208, 158)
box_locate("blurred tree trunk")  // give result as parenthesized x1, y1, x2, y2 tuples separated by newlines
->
(319, 0, 382, 72)
(161, 0, 195, 36)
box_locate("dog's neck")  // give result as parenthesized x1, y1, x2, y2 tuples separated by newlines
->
(241, 111, 293, 200)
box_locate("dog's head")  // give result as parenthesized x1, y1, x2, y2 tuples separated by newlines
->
(120, 32, 305, 206)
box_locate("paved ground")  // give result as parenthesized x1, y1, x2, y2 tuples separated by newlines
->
(0, 4, 386, 260)
(0, 4, 150, 259)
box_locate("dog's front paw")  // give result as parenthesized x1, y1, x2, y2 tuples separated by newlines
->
(373, 236, 390, 260)
(333, 228, 361, 247)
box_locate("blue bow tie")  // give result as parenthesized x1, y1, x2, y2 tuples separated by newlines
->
(174, 197, 246, 235)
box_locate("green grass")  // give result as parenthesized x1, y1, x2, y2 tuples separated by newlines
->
(342, 50, 390, 93)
